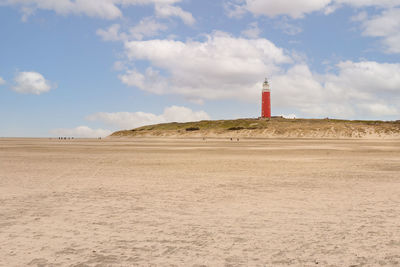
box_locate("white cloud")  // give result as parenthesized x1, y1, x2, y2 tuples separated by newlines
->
(119, 67, 169, 94)
(12, 71, 55, 94)
(334, 0, 399, 9)
(271, 61, 400, 118)
(351, 11, 368, 22)
(271, 64, 329, 116)
(274, 19, 303, 35)
(0, 77, 5, 85)
(227, 0, 400, 19)
(97, 18, 167, 42)
(224, 1, 247, 18)
(0, 0, 191, 21)
(241, 22, 261, 38)
(118, 28, 400, 118)
(155, 3, 195, 25)
(2, 0, 122, 20)
(329, 61, 400, 93)
(239, 0, 333, 19)
(87, 105, 210, 129)
(97, 24, 125, 41)
(121, 31, 292, 102)
(51, 126, 112, 138)
(129, 17, 168, 39)
(358, 103, 398, 116)
(226, 0, 400, 54)
(358, 8, 400, 53)
(51, 106, 208, 137)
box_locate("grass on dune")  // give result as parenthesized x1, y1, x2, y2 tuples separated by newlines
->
(122, 117, 399, 132)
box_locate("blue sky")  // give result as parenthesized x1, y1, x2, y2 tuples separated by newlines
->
(1, 0, 400, 137)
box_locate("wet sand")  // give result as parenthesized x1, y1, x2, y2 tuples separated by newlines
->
(0, 138, 399, 266)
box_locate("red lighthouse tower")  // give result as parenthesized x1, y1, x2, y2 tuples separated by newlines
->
(261, 78, 271, 118)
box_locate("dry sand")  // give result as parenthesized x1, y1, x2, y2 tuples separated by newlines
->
(0, 137, 399, 266)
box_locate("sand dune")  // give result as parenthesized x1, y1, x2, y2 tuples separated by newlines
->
(0, 138, 400, 266)
(111, 118, 400, 139)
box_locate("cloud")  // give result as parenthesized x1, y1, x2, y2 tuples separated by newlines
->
(226, 0, 400, 54)
(271, 61, 400, 118)
(358, 8, 400, 53)
(241, 22, 261, 38)
(12, 71, 55, 94)
(329, 61, 400, 93)
(121, 31, 292, 102)
(224, 0, 247, 18)
(118, 28, 400, 118)
(119, 67, 169, 95)
(129, 17, 168, 40)
(155, 3, 195, 25)
(235, 0, 333, 19)
(0, 76, 5, 85)
(358, 103, 398, 116)
(271, 64, 330, 116)
(51, 126, 112, 138)
(97, 24, 124, 41)
(334, 0, 399, 9)
(0, 0, 190, 21)
(87, 105, 210, 129)
(351, 11, 368, 22)
(51, 106, 208, 137)
(97, 18, 167, 42)
(227, 0, 400, 19)
(274, 19, 303, 35)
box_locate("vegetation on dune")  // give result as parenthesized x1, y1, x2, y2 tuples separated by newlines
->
(185, 127, 200, 131)
(111, 117, 400, 138)
(135, 118, 264, 131)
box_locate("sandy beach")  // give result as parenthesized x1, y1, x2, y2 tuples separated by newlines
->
(0, 137, 399, 266)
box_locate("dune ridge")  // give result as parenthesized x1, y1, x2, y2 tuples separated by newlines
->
(111, 118, 400, 139)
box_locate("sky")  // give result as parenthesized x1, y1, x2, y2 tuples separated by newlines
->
(1, 0, 400, 137)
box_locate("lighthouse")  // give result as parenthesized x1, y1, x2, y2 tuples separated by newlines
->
(261, 78, 271, 118)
